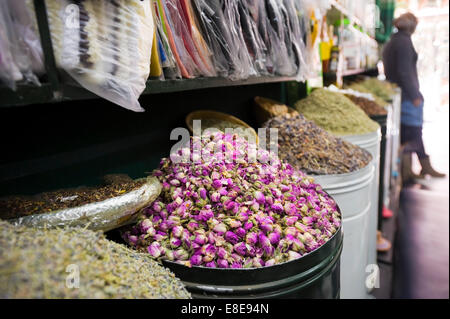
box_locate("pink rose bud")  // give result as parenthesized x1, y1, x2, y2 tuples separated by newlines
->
(190, 254, 203, 266)
(254, 191, 265, 204)
(213, 223, 227, 234)
(235, 227, 246, 238)
(199, 187, 207, 199)
(268, 232, 280, 245)
(148, 242, 162, 258)
(244, 221, 253, 231)
(170, 237, 182, 248)
(265, 259, 276, 267)
(246, 232, 258, 245)
(211, 192, 221, 202)
(288, 250, 302, 261)
(225, 231, 239, 244)
(217, 259, 229, 268)
(171, 226, 184, 238)
(285, 216, 299, 226)
(128, 235, 138, 246)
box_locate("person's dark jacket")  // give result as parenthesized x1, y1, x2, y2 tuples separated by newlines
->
(382, 30, 423, 102)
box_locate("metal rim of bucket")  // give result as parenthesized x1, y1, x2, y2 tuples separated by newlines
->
(313, 162, 375, 194)
(163, 228, 343, 298)
(161, 198, 344, 296)
(341, 129, 381, 150)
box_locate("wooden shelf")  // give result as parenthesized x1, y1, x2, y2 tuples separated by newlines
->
(0, 75, 297, 107)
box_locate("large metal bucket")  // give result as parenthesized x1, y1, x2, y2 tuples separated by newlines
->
(314, 163, 374, 298)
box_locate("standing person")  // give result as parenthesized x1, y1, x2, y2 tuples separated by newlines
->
(382, 12, 445, 182)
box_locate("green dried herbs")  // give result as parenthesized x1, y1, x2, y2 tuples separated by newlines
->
(294, 88, 380, 136)
(0, 221, 191, 299)
(346, 82, 390, 107)
(346, 95, 387, 116)
(353, 78, 397, 103)
(0, 179, 147, 220)
(263, 113, 372, 175)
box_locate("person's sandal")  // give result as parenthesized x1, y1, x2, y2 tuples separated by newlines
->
(376, 231, 391, 252)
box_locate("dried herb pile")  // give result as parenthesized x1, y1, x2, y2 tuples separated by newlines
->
(346, 95, 387, 116)
(0, 221, 191, 299)
(294, 88, 380, 136)
(353, 78, 396, 103)
(263, 113, 372, 175)
(0, 179, 146, 220)
(346, 82, 389, 107)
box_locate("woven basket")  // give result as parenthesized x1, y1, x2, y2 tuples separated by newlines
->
(185, 110, 258, 142)
(253, 96, 299, 126)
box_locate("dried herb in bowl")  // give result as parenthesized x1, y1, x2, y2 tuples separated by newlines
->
(294, 88, 380, 136)
(0, 179, 147, 220)
(0, 221, 191, 299)
(263, 113, 373, 175)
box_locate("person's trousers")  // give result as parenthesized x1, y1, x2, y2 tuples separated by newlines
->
(400, 124, 429, 159)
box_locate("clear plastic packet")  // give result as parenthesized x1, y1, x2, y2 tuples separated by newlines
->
(291, 0, 316, 80)
(154, 0, 193, 78)
(282, 0, 310, 81)
(263, 0, 297, 76)
(152, 0, 181, 79)
(237, 0, 269, 75)
(191, 0, 243, 79)
(222, 0, 257, 79)
(0, 12, 22, 89)
(0, 1, 41, 88)
(180, 0, 216, 77)
(158, 0, 201, 78)
(9, 0, 45, 76)
(46, 0, 154, 112)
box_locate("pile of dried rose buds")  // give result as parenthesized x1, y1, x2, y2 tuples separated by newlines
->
(122, 131, 340, 268)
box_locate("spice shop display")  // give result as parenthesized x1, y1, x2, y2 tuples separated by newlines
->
(262, 113, 372, 175)
(122, 131, 341, 268)
(294, 88, 380, 136)
(1, 176, 162, 232)
(0, 221, 191, 299)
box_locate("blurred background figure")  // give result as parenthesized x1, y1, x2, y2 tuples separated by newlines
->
(382, 11, 446, 182)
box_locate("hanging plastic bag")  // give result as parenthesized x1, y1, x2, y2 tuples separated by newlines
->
(237, 0, 269, 75)
(179, 0, 216, 77)
(9, 0, 45, 76)
(0, 1, 41, 88)
(0, 13, 22, 89)
(46, 0, 154, 112)
(263, 0, 297, 76)
(222, 0, 257, 79)
(152, 0, 181, 79)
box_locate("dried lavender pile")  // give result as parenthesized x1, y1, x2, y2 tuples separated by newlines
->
(294, 88, 380, 136)
(263, 113, 372, 175)
(0, 221, 191, 299)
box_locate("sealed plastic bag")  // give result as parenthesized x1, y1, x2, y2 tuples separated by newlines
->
(0, 0, 41, 89)
(179, 0, 216, 77)
(237, 0, 269, 75)
(222, 0, 257, 79)
(46, 0, 154, 112)
(263, 0, 297, 76)
(9, 0, 45, 76)
(152, 0, 181, 79)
